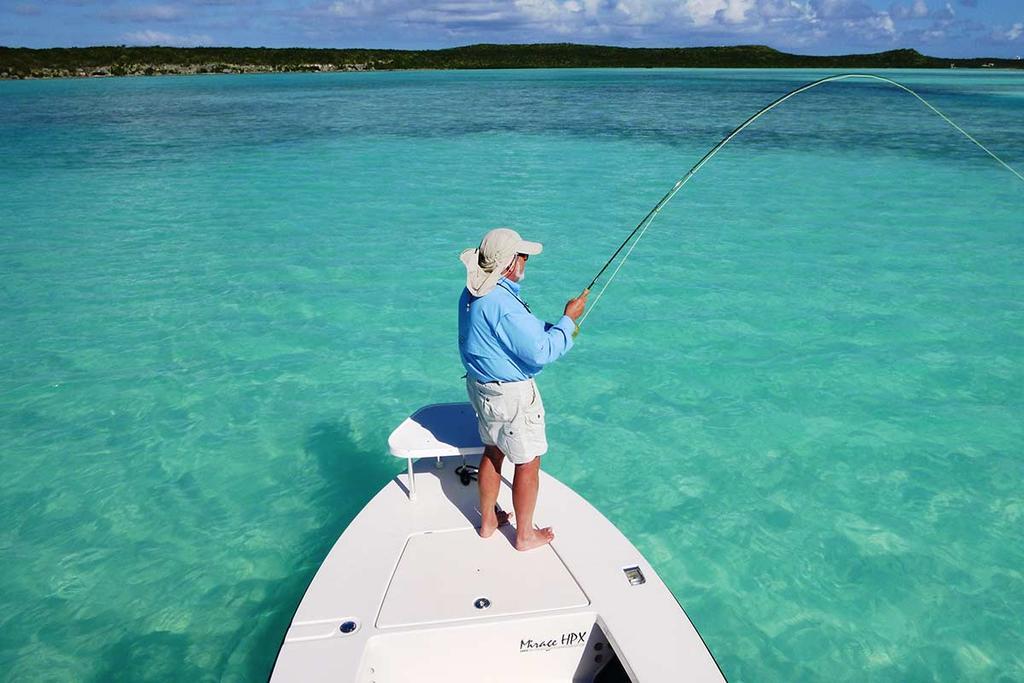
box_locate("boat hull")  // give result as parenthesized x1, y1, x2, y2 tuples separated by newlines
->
(270, 455, 725, 682)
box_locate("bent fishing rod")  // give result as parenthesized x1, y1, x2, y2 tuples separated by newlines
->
(575, 73, 1024, 332)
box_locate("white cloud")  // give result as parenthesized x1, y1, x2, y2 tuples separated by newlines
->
(514, 0, 586, 25)
(123, 29, 212, 45)
(302, 0, 906, 50)
(801, 0, 896, 41)
(890, 0, 927, 20)
(720, 0, 756, 25)
(612, 0, 663, 25)
(680, 0, 756, 27)
(865, 11, 895, 35)
(757, 0, 810, 21)
(1002, 22, 1022, 41)
(683, 0, 727, 27)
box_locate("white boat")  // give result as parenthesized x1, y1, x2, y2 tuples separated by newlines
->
(270, 402, 726, 682)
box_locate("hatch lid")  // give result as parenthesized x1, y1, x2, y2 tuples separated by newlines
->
(377, 528, 589, 628)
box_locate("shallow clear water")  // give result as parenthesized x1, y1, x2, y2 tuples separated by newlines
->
(1, 68, 1022, 682)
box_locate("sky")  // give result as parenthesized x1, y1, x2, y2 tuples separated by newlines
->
(1, 0, 1022, 58)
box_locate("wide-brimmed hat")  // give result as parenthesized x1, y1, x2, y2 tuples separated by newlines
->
(460, 228, 543, 297)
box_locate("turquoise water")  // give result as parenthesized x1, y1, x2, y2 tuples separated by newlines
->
(1, 68, 1021, 681)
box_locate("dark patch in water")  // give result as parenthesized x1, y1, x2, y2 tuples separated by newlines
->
(233, 419, 396, 681)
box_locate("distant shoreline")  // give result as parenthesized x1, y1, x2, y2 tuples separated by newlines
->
(2, 43, 1021, 80)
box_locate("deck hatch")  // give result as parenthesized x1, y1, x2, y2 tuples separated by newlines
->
(376, 528, 589, 628)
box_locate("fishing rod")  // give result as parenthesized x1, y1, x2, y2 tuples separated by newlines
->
(575, 73, 1024, 331)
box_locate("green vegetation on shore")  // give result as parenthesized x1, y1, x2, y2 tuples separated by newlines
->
(1, 43, 1020, 79)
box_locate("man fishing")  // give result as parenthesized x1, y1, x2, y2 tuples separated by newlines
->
(459, 228, 588, 551)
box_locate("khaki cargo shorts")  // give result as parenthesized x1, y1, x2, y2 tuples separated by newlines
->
(465, 377, 548, 464)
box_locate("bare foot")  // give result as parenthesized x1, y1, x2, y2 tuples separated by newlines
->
(515, 526, 555, 551)
(479, 508, 513, 538)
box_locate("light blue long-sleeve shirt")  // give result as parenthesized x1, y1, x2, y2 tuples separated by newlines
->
(458, 278, 575, 383)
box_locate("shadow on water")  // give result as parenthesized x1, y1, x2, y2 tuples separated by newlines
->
(88, 419, 398, 683)
(93, 632, 208, 682)
(238, 419, 397, 682)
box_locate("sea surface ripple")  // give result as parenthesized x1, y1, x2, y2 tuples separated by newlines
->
(1, 68, 1022, 681)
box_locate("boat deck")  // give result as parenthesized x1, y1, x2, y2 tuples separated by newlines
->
(271, 404, 726, 682)
(378, 525, 590, 628)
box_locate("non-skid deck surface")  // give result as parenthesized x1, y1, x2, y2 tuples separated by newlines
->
(377, 527, 590, 628)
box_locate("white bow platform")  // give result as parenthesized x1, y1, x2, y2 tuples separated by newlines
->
(270, 403, 726, 682)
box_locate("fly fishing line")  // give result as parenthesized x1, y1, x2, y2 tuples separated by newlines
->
(576, 73, 1024, 332)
